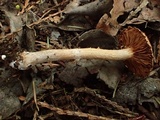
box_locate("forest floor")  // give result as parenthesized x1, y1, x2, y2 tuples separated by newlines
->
(0, 0, 160, 120)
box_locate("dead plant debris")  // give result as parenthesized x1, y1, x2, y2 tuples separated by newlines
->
(0, 0, 160, 120)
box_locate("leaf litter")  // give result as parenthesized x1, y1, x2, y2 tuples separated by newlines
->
(0, 0, 160, 119)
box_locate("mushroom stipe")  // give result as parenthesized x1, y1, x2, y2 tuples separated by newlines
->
(10, 27, 153, 77)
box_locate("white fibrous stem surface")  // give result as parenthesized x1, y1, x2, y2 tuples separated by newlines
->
(10, 48, 133, 70)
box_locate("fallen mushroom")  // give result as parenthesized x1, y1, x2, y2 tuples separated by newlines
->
(118, 27, 153, 77)
(10, 27, 153, 77)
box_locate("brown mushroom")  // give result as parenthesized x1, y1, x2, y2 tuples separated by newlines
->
(10, 27, 153, 77)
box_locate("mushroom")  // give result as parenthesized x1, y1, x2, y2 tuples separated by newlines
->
(118, 26, 153, 77)
(10, 27, 153, 77)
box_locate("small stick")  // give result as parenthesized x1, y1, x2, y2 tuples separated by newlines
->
(38, 101, 116, 120)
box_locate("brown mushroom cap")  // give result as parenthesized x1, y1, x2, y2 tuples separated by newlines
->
(118, 27, 153, 77)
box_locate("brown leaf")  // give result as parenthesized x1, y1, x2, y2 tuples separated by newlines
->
(125, 4, 160, 24)
(96, 0, 125, 36)
(97, 61, 122, 89)
(96, 0, 140, 36)
(96, 0, 152, 36)
(96, 14, 120, 36)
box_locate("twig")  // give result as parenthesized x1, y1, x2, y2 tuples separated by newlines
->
(33, 80, 39, 111)
(53, 0, 63, 17)
(74, 87, 138, 117)
(137, 105, 157, 120)
(18, 0, 30, 15)
(38, 101, 115, 120)
(120, 0, 149, 26)
(0, 11, 63, 40)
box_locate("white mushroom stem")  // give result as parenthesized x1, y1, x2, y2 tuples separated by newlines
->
(10, 48, 133, 70)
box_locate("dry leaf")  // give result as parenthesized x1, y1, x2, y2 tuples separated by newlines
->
(96, 0, 125, 36)
(96, 14, 120, 36)
(64, 0, 113, 19)
(58, 16, 92, 31)
(64, 0, 80, 14)
(59, 59, 104, 86)
(78, 29, 116, 49)
(97, 61, 122, 89)
(96, 0, 152, 36)
(126, 7, 160, 24)
(115, 77, 160, 108)
(0, 87, 21, 119)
